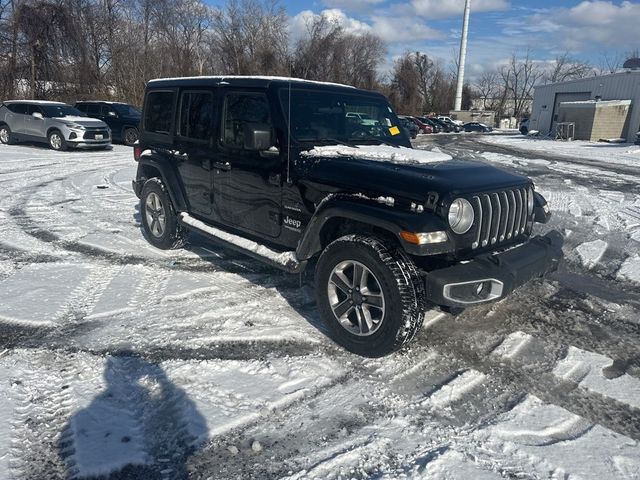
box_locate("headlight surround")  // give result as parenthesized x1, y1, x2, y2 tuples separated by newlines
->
(448, 198, 474, 234)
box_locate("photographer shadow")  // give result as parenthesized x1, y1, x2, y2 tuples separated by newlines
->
(58, 351, 207, 479)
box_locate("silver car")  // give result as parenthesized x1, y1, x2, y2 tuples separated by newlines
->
(0, 100, 111, 151)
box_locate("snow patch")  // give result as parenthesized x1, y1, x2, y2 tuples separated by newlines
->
(553, 347, 640, 409)
(427, 370, 486, 408)
(301, 144, 453, 164)
(617, 255, 640, 283)
(576, 239, 608, 269)
(180, 213, 298, 268)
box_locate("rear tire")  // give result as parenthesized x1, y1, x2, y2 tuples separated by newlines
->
(0, 124, 14, 145)
(140, 178, 184, 250)
(48, 130, 67, 151)
(315, 235, 427, 357)
(123, 127, 139, 146)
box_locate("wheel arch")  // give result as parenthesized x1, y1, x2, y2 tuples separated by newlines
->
(296, 195, 445, 261)
(136, 155, 188, 212)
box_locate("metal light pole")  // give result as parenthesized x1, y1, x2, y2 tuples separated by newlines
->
(454, 0, 471, 111)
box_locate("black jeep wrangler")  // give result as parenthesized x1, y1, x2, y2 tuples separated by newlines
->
(132, 76, 563, 357)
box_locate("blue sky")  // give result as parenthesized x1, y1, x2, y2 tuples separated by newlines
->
(210, 1, 640, 78)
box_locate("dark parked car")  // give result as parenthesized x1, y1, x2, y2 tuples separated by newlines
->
(132, 75, 562, 357)
(464, 122, 493, 133)
(75, 101, 141, 146)
(435, 117, 462, 133)
(398, 117, 419, 139)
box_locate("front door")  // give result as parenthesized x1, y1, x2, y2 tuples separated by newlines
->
(24, 105, 46, 137)
(174, 89, 217, 218)
(214, 92, 282, 239)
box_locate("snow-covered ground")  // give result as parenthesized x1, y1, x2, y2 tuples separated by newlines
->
(480, 133, 640, 167)
(0, 140, 639, 479)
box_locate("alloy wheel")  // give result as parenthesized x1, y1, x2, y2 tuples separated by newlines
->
(50, 133, 62, 150)
(145, 192, 166, 238)
(327, 260, 385, 336)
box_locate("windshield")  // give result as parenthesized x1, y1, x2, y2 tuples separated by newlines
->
(113, 103, 141, 117)
(280, 89, 408, 146)
(41, 104, 84, 118)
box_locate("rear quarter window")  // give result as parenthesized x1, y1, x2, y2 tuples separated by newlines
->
(144, 91, 175, 134)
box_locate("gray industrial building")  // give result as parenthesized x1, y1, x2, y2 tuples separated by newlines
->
(529, 70, 640, 142)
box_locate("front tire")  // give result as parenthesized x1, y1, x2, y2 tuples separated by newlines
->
(315, 235, 427, 357)
(48, 130, 67, 151)
(140, 178, 184, 250)
(0, 124, 14, 144)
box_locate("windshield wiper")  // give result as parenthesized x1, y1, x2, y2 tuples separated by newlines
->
(356, 136, 400, 148)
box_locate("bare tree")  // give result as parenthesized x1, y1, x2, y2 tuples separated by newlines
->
(500, 50, 544, 118)
(545, 51, 593, 84)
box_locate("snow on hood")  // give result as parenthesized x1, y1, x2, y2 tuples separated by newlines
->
(56, 116, 106, 127)
(300, 145, 453, 164)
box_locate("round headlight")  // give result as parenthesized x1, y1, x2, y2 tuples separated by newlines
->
(527, 187, 534, 213)
(448, 198, 474, 234)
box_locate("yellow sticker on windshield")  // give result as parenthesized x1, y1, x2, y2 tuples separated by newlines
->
(389, 126, 400, 136)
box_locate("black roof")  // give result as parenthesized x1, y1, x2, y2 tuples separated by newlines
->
(145, 75, 383, 96)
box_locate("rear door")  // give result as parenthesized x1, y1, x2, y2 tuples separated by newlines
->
(174, 89, 217, 218)
(7, 104, 28, 134)
(213, 91, 282, 239)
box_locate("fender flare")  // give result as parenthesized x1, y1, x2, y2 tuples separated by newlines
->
(136, 154, 188, 211)
(295, 195, 449, 260)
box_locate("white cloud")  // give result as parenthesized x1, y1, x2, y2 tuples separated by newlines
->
(289, 8, 372, 42)
(411, 0, 510, 19)
(322, 0, 386, 13)
(371, 16, 442, 43)
(509, 1, 640, 51)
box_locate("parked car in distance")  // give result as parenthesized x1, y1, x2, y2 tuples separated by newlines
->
(407, 116, 433, 134)
(398, 116, 419, 139)
(519, 118, 530, 135)
(132, 75, 562, 357)
(345, 112, 379, 127)
(435, 117, 462, 133)
(437, 115, 463, 126)
(463, 122, 493, 133)
(427, 117, 455, 133)
(0, 100, 111, 151)
(75, 101, 141, 146)
(417, 116, 443, 133)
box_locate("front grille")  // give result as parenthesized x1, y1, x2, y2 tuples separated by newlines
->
(470, 186, 533, 249)
(83, 129, 109, 140)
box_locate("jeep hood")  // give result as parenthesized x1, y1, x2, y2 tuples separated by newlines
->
(298, 145, 530, 203)
(56, 116, 107, 128)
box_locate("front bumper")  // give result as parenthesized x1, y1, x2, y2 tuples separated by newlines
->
(424, 231, 563, 308)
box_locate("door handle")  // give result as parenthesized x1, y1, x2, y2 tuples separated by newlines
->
(213, 161, 231, 171)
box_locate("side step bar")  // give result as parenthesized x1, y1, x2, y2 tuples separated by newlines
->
(178, 213, 306, 273)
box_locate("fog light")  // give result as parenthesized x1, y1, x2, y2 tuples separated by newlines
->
(443, 279, 504, 304)
(69, 132, 77, 140)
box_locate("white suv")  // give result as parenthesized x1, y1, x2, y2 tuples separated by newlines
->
(0, 100, 111, 151)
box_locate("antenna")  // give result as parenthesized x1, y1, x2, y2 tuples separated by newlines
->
(286, 65, 292, 184)
(454, 0, 471, 111)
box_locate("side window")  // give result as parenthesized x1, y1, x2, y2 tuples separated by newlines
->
(144, 91, 175, 134)
(101, 104, 116, 116)
(178, 91, 215, 141)
(76, 104, 88, 113)
(222, 93, 271, 148)
(10, 104, 28, 114)
(87, 104, 101, 115)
